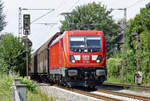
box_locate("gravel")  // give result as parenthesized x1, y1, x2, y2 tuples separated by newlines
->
(39, 85, 103, 101)
(116, 89, 150, 97)
(91, 91, 141, 101)
(39, 84, 150, 101)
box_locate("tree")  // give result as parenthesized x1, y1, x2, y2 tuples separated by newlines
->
(107, 2, 150, 84)
(125, 3, 150, 83)
(0, 34, 26, 75)
(60, 2, 122, 57)
(0, 0, 6, 32)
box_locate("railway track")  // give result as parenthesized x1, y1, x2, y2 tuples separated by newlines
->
(103, 82, 150, 90)
(54, 85, 150, 101)
(38, 82, 150, 101)
(97, 88, 150, 101)
(55, 85, 122, 101)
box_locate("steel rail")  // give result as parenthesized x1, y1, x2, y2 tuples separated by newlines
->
(103, 83, 150, 90)
(55, 85, 122, 101)
(97, 89, 150, 101)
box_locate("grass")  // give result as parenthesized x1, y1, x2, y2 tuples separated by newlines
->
(0, 73, 12, 101)
(0, 72, 55, 101)
(105, 77, 122, 84)
(27, 87, 55, 101)
(105, 77, 150, 86)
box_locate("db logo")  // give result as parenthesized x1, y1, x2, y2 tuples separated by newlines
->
(82, 55, 89, 60)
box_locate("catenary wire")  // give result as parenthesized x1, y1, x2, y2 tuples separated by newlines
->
(126, 0, 144, 9)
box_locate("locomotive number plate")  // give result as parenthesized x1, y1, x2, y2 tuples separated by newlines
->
(82, 55, 90, 60)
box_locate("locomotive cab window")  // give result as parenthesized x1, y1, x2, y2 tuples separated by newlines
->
(70, 36, 85, 48)
(69, 36, 102, 52)
(86, 36, 101, 49)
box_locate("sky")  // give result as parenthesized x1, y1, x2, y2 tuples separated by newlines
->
(2, 0, 150, 51)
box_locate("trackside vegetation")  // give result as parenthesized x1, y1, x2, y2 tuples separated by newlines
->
(107, 3, 150, 85)
(0, 34, 26, 75)
(0, 0, 6, 32)
(0, 33, 54, 100)
(0, 73, 55, 101)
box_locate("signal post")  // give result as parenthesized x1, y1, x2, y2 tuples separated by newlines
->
(23, 14, 30, 77)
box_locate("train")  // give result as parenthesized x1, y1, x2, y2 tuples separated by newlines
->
(29, 30, 107, 88)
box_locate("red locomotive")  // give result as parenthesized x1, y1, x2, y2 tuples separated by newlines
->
(30, 30, 107, 88)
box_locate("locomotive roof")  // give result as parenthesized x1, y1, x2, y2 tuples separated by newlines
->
(66, 30, 103, 36)
(34, 30, 103, 55)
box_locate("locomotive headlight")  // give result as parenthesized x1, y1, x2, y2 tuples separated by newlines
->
(96, 60, 100, 63)
(96, 55, 102, 63)
(70, 55, 75, 63)
(70, 55, 80, 63)
(72, 60, 75, 63)
(92, 55, 102, 63)
(68, 69, 78, 76)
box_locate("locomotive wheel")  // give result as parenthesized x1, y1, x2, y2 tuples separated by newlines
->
(89, 85, 97, 90)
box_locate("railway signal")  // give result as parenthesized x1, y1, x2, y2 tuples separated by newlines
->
(23, 14, 30, 32)
(19, 8, 54, 77)
(23, 14, 31, 77)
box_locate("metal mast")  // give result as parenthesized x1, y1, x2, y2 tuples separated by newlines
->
(18, 7, 22, 38)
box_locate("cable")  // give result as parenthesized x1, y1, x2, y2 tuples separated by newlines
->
(55, 0, 66, 10)
(68, 0, 80, 11)
(56, 0, 80, 17)
(126, 0, 144, 9)
(33, 23, 58, 26)
(31, 9, 55, 24)
(31, 0, 66, 25)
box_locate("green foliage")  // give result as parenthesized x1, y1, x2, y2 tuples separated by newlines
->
(107, 58, 122, 78)
(125, 3, 150, 83)
(60, 2, 122, 57)
(0, 0, 6, 32)
(107, 49, 136, 84)
(139, 31, 150, 82)
(0, 73, 55, 101)
(0, 33, 26, 75)
(27, 89, 55, 101)
(21, 77, 37, 92)
(0, 73, 12, 101)
(107, 3, 150, 84)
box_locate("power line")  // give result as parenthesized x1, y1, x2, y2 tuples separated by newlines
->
(68, 0, 80, 11)
(56, 0, 80, 17)
(55, 0, 66, 10)
(22, 8, 52, 10)
(57, 0, 80, 16)
(33, 23, 58, 26)
(31, 9, 55, 24)
(126, 0, 144, 9)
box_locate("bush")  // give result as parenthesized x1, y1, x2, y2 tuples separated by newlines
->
(0, 34, 26, 75)
(20, 77, 37, 92)
(107, 58, 122, 78)
(0, 73, 12, 101)
(0, 73, 54, 101)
